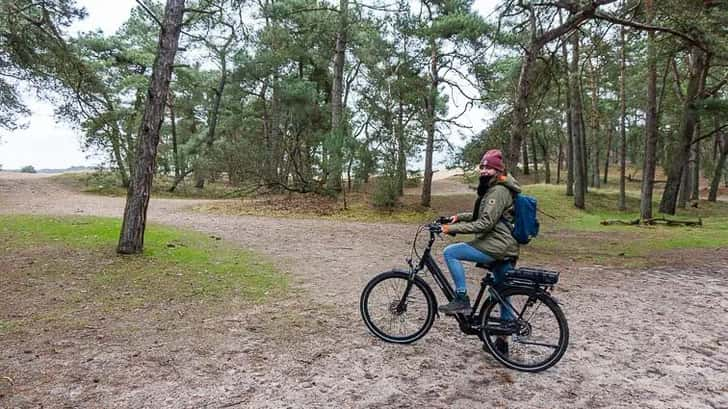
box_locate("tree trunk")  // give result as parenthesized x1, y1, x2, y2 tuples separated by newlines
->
(118, 0, 185, 254)
(327, 0, 348, 192)
(195, 51, 228, 189)
(618, 25, 627, 210)
(168, 169, 192, 192)
(347, 155, 353, 192)
(658, 46, 707, 215)
(678, 164, 689, 208)
(708, 131, 728, 201)
(570, 31, 586, 209)
(194, 168, 205, 189)
(680, 122, 700, 207)
(640, 1, 658, 220)
(580, 98, 589, 193)
(588, 59, 601, 189)
(556, 140, 563, 185)
(260, 8, 278, 186)
(110, 126, 129, 188)
(507, 5, 601, 173)
(539, 134, 551, 184)
(125, 90, 145, 181)
(530, 132, 539, 182)
(563, 31, 574, 196)
(421, 38, 437, 208)
(603, 123, 612, 184)
(567, 111, 576, 196)
(168, 94, 180, 180)
(522, 136, 530, 175)
(396, 95, 406, 196)
(269, 82, 282, 184)
(509, 42, 538, 175)
(690, 138, 700, 200)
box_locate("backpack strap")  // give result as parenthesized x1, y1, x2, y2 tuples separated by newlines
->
(498, 187, 517, 232)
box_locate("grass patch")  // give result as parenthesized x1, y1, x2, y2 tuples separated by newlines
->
(0, 320, 15, 334)
(0, 215, 286, 305)
(523, 183, 728, 227)
(517, 184, 728, 266)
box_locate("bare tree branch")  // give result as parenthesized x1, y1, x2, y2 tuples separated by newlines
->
(690, 123, 728, 146)
(135, 0, 163, 28)
(593, 10, 705, 50)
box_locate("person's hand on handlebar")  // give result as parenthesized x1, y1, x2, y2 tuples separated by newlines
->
(437, 215, 458, 225)
(441, 223, 456, 236)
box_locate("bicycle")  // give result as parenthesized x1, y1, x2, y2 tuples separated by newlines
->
(359, 218, 569, 372)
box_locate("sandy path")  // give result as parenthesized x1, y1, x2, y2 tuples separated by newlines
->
(1, 172, 727, 409)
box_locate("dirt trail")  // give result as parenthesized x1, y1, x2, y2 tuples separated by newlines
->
(1, 172, 727, 409)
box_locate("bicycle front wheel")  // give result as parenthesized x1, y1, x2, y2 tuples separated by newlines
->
(360, 270, 436, 344)
(480, 286, 569, 372)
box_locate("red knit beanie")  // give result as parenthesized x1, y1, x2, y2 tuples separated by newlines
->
(480, 149, 505, 172)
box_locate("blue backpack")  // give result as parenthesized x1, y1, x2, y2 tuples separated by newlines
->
(505, 193, 540, 244)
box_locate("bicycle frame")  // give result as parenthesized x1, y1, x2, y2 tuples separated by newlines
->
(398, 225, 522, 336)
(364, 222, 570, 372)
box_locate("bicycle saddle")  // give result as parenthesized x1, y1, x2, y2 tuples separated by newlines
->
(475, 257, 518, 270)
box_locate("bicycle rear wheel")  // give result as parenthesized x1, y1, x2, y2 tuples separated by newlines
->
(480, 286, 569, 372)
(360, 270, 436, 344)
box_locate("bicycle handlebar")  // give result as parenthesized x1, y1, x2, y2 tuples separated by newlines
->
(436, 216, 453, 225)
(425, 216, 457, 235)
(427, 223, 442, 234)
(408, 218, 451, 265)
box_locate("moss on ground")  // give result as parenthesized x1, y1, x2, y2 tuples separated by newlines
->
(0, 215, 286, 305)
(515, 184, 728, 266)
(0, 320, 15, 334)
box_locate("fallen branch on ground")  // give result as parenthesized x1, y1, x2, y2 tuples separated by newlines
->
(601, 219, 640, 225)
(600, 217, 703, 227)
(643, 217, 702, 227)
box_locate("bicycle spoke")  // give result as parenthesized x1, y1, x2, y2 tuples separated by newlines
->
(364, 274, 433, 342)
(480, 289, 567, 371)
(514, 340, 559, 349)
(398, 315, 406, 335)
(525, 300, 543, 322)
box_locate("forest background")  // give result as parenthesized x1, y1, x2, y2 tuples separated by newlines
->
(3, 0, 728, 252)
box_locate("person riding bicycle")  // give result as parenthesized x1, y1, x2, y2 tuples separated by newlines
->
(439, 149, 521, 315)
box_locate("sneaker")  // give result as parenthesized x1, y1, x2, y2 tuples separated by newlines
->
(495, 337, 509, 356)
(482, 337, 509, 356)
(438, 293, 471, 315)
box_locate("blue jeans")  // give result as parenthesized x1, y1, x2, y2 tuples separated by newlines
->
(443, 242, 514, 320)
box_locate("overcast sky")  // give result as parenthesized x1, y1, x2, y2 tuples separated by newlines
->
(0, 0, 499, 170)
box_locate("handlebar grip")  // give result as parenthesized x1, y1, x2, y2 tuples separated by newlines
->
(436, 216, 453, 224)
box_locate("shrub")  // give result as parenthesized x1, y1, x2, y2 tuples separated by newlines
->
(20, 165, 36, 173)
(405, 170, 422, 188)
(87, 170, 123, 188)
(372, 176, 399, 209)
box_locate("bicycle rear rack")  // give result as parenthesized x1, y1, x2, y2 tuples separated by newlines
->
(506, 267, 560, 285)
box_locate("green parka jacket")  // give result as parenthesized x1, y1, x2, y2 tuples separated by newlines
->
(447, 174, 522, 259)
